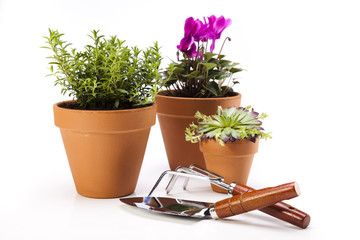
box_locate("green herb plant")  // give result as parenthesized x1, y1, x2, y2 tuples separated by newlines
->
(185, 106, 271, 146)
(43, 29, 163, 110)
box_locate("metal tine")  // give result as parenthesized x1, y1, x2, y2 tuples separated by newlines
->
(165, 167, 202, 194)
(165, 166, 222, 194)
(183, 165, 224, 190)
(189, 165, 223, 179)
(147, 169, 219, 197)
(165, 166, 225, 194)
(165, 167, 207, 194)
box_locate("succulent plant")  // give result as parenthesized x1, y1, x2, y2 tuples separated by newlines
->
(185, 106, 271, 146)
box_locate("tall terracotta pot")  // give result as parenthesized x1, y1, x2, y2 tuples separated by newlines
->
(200, 138, 259, 193)
(53, 100, 156, 198)
(156, 91, 241, 170)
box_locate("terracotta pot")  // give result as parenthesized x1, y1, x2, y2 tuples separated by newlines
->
(156, 91, 241, 170)
(53, 101, 156, 198)
(200, 138, 259, 193)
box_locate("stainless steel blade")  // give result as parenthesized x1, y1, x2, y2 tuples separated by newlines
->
(120, 196, 213, 219)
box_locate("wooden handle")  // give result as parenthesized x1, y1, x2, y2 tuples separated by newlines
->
(232, 183, 310, 229)
(214, 182, 300, 219)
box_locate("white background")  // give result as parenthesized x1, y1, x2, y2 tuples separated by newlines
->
(1, 0, 359, 239)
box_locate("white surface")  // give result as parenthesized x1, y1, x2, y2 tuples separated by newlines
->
(1, 0, 359, 239)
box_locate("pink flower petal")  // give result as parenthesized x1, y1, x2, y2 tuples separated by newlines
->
(177, 36, 194, 51)
(184, 17, 195, 37)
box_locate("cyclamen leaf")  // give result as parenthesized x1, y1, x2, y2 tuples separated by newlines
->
(209, 71, 231, 80)
(230, 68, 243, 73)
(201, 62, 217, 71)
(183, 71, 201, 78)
(173, 67, 185, 74)
(203, 81, 221, 96)
(203, 85, 217, 96)
(203, 52, 217, 61)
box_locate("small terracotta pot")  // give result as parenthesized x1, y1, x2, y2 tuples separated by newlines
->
(200, 138, 259, 193)
(53, 101, 156, 198)
(156, 91, 241, 170)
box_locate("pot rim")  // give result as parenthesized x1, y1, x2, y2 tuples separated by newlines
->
(53, 100, 156, 114)
(156, 90, 241, 117)
(53, 100, 157, 132)
(200, 137, 259, 146)
(156, 90, 241, 102)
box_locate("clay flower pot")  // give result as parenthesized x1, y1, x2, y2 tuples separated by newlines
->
(53, 100, 156, 198)
(156, 91, 241, 170)
(200, 138, 259, 193)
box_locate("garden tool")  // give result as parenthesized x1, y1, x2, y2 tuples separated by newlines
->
(163, 165, 310, 228)
(120, 170, 300, 220)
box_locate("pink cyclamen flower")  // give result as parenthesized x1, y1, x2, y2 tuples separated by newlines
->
(186, 42, 197, 58)
(177, 36, 197, 58)
(207, 15, 232, 51)
(184, 17, 202, 37)
(177, 15, 231, 57)
(177, 17, 203, 58)
(177, 35, 194, 52)
(193, 19, 209, 42)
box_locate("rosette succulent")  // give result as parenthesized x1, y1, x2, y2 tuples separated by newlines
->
(185, 106, 271, 146)
(164, 15, 243, 98)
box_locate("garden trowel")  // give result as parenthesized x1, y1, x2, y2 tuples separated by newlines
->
(163, 165, 310, 228)
(120, 181, 300, 220)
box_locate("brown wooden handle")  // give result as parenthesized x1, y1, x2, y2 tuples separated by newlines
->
(232, 183, 310, 229)
(214, 182, 300, 219)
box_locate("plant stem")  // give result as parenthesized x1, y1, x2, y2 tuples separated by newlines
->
(50, 42, 71, 81)
(218, 37, 231, 59)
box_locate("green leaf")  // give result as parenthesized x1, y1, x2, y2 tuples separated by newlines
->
(203, 52, 217, 61)
(117, 89, 129, 94)
(230, 68, 243, 73)
(173, 67, 185, 74)
(205, 128, 222, 138)
(201, 62, 217, 71)
(114, 99, 120, 108)
(230, 129, 240, 139)
(203, 81, 221, 96)
(208, 70, 231, 80)
(183, 71, 201, 78)
(223, 127, 231, 136)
